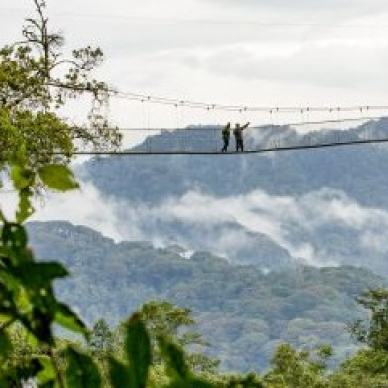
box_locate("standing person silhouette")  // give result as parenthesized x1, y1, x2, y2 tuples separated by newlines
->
(221, 122, 231, 152)
(233, 122, 250, 152)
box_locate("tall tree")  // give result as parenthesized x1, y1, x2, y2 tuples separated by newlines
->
(264, 343, 331, 388)
(0, 1, 121, 386)
(139, 300, 220, 373)
(349, 289, 388, 351)
(0, 0, 121, 180)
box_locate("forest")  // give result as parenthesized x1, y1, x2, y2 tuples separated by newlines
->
(2, 1, 388, 387)
(27, 220, 387, 372)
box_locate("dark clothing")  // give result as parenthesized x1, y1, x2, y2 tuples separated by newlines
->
(221, 123, 231, 152)
(236, 137, 244, 152)
(221, 138, 230, 152)
(233, 122, 249, 152)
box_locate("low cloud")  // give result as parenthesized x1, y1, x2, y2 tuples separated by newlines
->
(26, 180, 388, 269)
(27, 183, 133, 242)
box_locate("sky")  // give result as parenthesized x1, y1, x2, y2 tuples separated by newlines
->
(2, 0, 388, 131)
(2, 0, 388, 265)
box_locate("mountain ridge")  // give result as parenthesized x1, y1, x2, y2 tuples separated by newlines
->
(26, 220, 388, 371)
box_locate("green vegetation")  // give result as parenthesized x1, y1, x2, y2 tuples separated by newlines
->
(27, 220, 387, 370)
(0, 1, 269, 386)
(3, 1, 388, 387)
(77, 126, 388, 274)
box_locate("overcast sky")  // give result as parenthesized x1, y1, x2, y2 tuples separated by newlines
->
(3, 0, 388, 263)
(2, 0, 388, 129)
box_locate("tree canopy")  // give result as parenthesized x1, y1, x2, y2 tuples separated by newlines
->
(0, 0, 121, 175)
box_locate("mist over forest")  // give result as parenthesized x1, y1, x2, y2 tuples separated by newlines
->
(26, 118, 388, 371)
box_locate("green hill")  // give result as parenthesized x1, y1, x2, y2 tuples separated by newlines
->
(72, 118, 388, 274)
(27, 220, 387, 371)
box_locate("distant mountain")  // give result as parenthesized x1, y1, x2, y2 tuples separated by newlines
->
(27, 221, 387, 371)
(27, 119, 388, 371)
(78, 118, 388, 207)
(73, 117, 388, 273)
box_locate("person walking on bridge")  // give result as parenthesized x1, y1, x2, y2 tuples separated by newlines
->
(221, 122, 231, 152)
(234, 122, 250, 152)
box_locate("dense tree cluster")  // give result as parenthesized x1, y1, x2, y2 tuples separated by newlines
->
(27, 220, 388, 371)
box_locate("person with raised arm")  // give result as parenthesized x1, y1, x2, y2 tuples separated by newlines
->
(233, 122, 250, 152)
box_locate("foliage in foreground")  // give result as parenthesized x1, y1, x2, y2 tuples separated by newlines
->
(0, 1, 261, 387)
(3, 1, 388, 387)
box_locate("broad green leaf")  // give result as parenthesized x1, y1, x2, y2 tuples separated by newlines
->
(22, 308, 55, 344)
(125, 313, 152, 388)
(38, 164, 79, 191)
(1, 222, 28, 250)
(108, 357, 130, 388)
(31, 262, 69, 280)
(16, 188, 35, 223)
(11, 165, 35, 190)
(65, 346, 101, 388)
(54, 303, 86, 335)
(36, 356, 56, 386)
(159, 336, 190, 381)
(14, 262, 68, 285)
(0, 282, 18, 315)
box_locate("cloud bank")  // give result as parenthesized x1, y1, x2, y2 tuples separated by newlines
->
(23, 180, 388, 269)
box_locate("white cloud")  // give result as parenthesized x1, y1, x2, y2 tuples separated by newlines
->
(2, 0, 388, 130)
(23, 178, 388, 268)
(27, 183, 135, 242)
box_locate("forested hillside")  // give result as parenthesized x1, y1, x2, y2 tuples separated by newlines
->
(73, 118, 388, 274)
(79, 118, 388, 207)
(27, 220, 387, 371)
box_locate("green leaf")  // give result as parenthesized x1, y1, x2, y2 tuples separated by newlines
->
(14, 262, 68, 285)
(38, 164, 79, 191)
(1, 222, 28, 250)
(16, 188, 35, 223)
(0, 376, 9, 388)
(108, 357, 130, 388)
(159, 336, 190, 381)
(33, 262, 69, 279)
(65, 347, 102, 388)
(11, 165, 35, 190)
(0, 283, 17, 315)
(36, 356, 56, 386)
(0, 331, 13, 359)
(54, 303, 86, 335)
(125, 313, 152, 388)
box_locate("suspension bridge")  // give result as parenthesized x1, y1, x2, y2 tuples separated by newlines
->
(74, 89, 388, 156)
